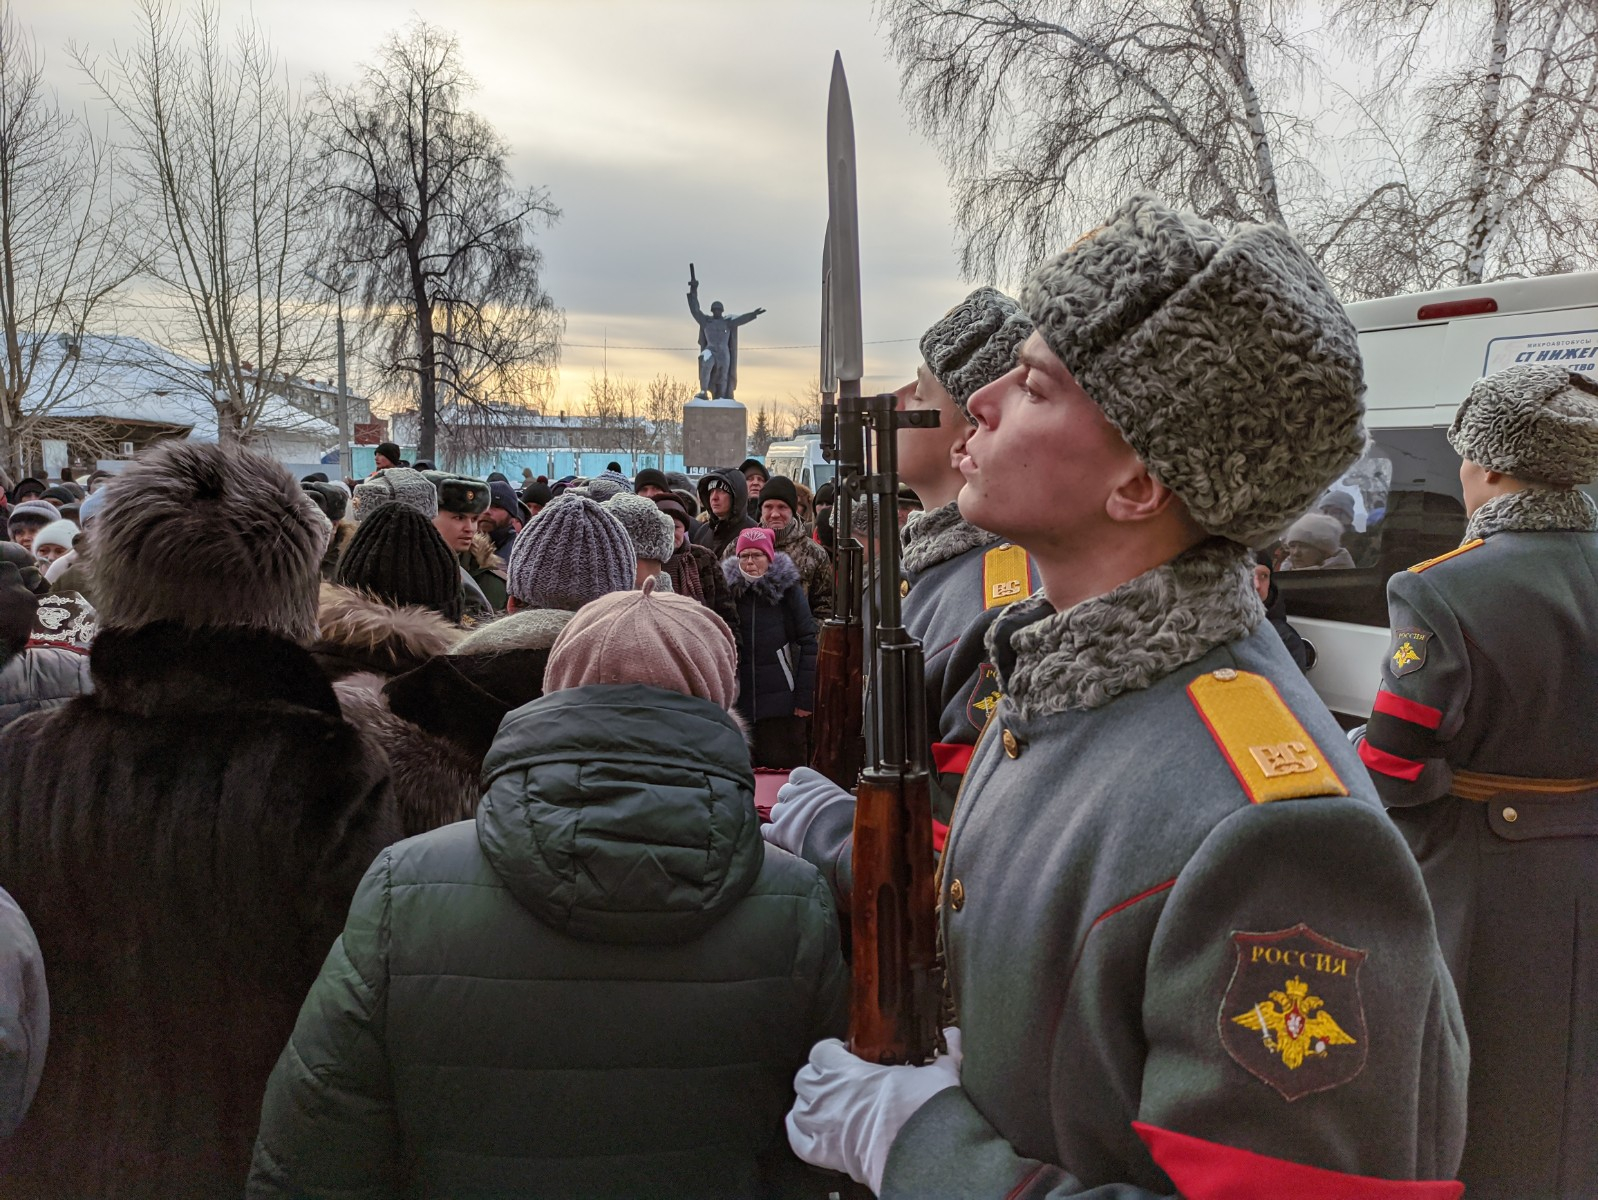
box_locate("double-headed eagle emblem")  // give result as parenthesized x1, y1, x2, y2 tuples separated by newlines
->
(1232, 976, 1356, 1070)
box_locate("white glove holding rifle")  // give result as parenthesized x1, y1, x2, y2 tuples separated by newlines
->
(762, 767, 855, 857)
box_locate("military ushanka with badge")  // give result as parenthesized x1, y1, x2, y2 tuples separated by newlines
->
(879, 539, 1468, 1200)
(1356, 365, 1598, 1200)
(900, 501, 1039, 844)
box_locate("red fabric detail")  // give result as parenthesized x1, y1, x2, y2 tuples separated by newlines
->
(1359, 739, 1426, 782)
(1091, 878, 1177, 929)
(752, 769, 790, 822)
(1132, 1122, 1463, 1200)
(932, 819, 949, 854)
(1373, 688, 1443, 731)
(932, 742, 974, 775)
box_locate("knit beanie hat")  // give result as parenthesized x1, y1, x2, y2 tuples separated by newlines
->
(335, 503, 463, 624)
(504, 492, 636, 611)
(739, 458, 769, 481)
(1448, 366, 1598, 487)
(521, 479, 552, 507)
(32, 519, 78, 554)
(654, 495, 693, 533)
(580, 474, 631, 503)
(544, 575, 736, 709)
(375, 441, 402, 464)
(353, 467, 438, 522)
(604, 492, 675, 562)
(633, 467, 671, 493)
(759, 475, 799, 515)
(921, 286, 1034, 421)
(91, 440, 324, 642)
(1020, 194, 1366, 546)
(6, 501, 58, 534)
(1283, 512, 1344, 555)
(735, 526, 775, 561)
(671, 487, 700, 517)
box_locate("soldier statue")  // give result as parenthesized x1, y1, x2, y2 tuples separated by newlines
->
(687, 263, 764, 400)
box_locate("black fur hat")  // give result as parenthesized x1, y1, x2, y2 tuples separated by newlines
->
(91, 441, 324, 642)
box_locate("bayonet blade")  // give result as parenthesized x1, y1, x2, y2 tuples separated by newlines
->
(821, 222, 836, 395)
(827, 51, 864, 384)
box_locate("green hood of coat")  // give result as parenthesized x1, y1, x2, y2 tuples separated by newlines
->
(477, 683, 763, 945)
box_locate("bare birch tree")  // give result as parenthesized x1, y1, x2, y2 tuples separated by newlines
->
(643, 373, 688, 461)
(75, 0, 327, 446)
(878, 0, 1321, 280)
(315, 19, 563, 464)
(1318, 0, 1598, 295)
(0, 4, 136, 476)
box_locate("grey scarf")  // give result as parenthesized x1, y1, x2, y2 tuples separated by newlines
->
(1464, 487, 1598, 542)
(901, 502, 997, 576)
(995, 538, 1264, 719)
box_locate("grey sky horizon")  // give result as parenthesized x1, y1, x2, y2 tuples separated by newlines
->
(22, 0, 981, 421)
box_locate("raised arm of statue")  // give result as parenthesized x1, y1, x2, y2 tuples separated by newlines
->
(730, 307, 766, 327)
(687, 288, 707, 325)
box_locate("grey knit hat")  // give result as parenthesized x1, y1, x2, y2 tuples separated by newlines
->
(1020, 194, 1367, 545)
(576, 475, 631, 503)
(920, 286, 1034, 422)
(352, 467, 438, 522)
(90, 441, 323, 642)
(604, 492, 675, 562)
(6, 501, 58, 533)
(1448, 366, 1598, 487)
(504, 493, 636, 611)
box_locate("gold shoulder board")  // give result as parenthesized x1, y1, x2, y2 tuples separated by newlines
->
(1409, 538, 1484, 574)
(1187, 669, 1349, 804)
(982, 544, 1031, 610)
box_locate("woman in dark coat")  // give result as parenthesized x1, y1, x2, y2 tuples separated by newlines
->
(249, 580, 847, 1199)
(722, 526, 818, 770)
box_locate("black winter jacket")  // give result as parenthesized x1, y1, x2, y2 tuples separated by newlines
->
(0, 624, 400, 1200)
(723, 553, 818, 721)
(249, 682, 849, 1200)
(698, 467, 758, 557)
(0, 645, 90, 731)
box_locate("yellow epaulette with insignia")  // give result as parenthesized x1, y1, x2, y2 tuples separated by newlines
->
(1409, 538, 1484, 574)
(1187, 669, 1349, 804)
(982, 543, 1030, 610)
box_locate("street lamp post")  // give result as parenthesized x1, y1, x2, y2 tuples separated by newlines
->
(306, 267, 356, 479)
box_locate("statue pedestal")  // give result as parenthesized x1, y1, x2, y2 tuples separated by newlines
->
(682, 397, 747, 472)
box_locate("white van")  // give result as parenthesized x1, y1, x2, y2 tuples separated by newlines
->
(764, 435, 836, 492)
(1279, 271, 1598, 719)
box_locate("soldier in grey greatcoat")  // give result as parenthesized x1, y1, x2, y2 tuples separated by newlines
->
(780, 195, 1468, 1199)
(1355, 365, 1598, 1200)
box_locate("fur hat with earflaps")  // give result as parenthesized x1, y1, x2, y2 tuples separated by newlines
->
(1020, 194, 1367, 546)
(920, 286, 1034, 422)
(1448, 366, 1598, 487)
(90, 441, 325, 643)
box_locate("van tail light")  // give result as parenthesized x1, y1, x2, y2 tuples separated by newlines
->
(1416, 297, 1497, 321)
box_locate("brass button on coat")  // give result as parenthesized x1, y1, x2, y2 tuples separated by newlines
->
(948, 878, 965, 911)
(1502, 806, 1518, 823)
(1002, 729, 1020, 758)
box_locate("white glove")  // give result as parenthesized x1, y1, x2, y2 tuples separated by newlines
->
(787, 1029, 963, 1195)
(762, 766, 854, 856)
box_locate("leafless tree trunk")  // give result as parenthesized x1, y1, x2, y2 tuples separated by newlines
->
(877, 0, 1318, 281)
(314, 19, 563, 464)
(644, 373, 689, 461)
(0, 3, 135, 476)
(75, 0, 327, 446)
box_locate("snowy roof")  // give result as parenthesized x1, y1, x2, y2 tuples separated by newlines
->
(22, 333, 338, 442)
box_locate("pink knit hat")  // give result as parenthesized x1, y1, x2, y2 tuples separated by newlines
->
(543, 576, 737, 709)
(734, 526, 775, 561)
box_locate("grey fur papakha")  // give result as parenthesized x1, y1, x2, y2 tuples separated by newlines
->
(1019, 194, 1366, 545)
(919, 286, 1034, 421)
(90, 440, 324, 643)
(1447, 364, 1598, 487)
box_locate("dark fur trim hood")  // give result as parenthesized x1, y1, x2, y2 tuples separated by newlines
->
(721, 551, 800, 603)
(313, 583, 463, 683)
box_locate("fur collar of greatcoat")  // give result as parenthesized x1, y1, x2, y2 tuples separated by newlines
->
(721, 551, 801, 603)
(312, 582, 463, 685)
(0, 621, 399, 1199)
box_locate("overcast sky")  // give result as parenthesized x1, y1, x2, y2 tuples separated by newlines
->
(23, 0, 974, 418)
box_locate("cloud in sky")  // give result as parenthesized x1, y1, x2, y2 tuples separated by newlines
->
(28, 0, 982, 416)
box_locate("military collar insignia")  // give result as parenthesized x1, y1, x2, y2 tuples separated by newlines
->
(1388, 628, 1430, 677)
(982, 544, 1031, 610)
(1464, 486, 1598, 542)
(966, 663, 1002, 731)
(1221, 925, 1368, 1101)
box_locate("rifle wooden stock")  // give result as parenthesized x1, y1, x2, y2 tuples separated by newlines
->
(811, 619, 864, 790)
(849, 768, 940, 1065)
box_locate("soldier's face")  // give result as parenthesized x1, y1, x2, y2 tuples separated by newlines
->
(434, 509, 477, 552)
(960, 332, 1141, 551)
(896, 367, 964, 489)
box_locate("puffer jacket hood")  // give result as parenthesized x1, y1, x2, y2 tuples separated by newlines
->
(477, 682, 762, 946)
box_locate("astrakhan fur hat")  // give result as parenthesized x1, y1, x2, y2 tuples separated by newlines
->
(1448, 365, 1598, 487)
(1020, 194, 1367, 545)
(90, 440, 323, 642)
(920, 286, 1033, 422)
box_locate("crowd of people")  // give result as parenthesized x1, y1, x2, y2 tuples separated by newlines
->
(0, 192, 1594, 1200)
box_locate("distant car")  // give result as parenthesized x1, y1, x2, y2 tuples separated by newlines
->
(1278, 270, 1598, 720)
(764, 436, 835, 492)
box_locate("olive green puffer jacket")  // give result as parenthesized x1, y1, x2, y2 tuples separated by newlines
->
(248, 683, 848, 1200)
